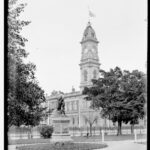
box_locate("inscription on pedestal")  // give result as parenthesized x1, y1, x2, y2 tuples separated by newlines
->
(53, 120, 69, 134)
(53, 120, 70, 123)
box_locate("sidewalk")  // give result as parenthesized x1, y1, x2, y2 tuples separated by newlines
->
(102, 140, 146, 150)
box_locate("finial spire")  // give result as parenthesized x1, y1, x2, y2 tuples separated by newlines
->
(87, 5, 96, 23)
(72, 86, 75, 92)
(87, 21, 91, 26)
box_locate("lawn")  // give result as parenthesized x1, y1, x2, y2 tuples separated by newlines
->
(9, 138, 50, 145)
(72, 134, 146, 142)
(17, 142, 107, 150)
(9, 134, 146, 145)
(137, 141, 147, 145)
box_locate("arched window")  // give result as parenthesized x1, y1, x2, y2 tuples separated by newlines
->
(93, 70, 97, 79)
(84, 70, 88, 81)
(72, 117, 75, 125)
(85, 118, 87, 125)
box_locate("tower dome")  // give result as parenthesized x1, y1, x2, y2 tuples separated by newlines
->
(81, 22, 98, 44)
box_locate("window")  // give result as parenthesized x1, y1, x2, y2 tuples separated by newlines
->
(85, 118, 87, 125)
(68, 102, 71, 111)
(74, 101, 77, 110)
(92, 32, 95, 37)
(77, 117, 79, 124)
(70, 102, 72, 111)
(72, 117, 75, 125)
(54, 102, 57, 109)
(84, 70, 88, 81)
(72, 101, 74, 110)
(76, 101, 78, 110)
(93, 70, 97, 79)
(51, 102, 55, 109)
(65, 102, 69, 111)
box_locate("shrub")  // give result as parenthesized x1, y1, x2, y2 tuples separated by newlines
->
(39, 125, 53, 139)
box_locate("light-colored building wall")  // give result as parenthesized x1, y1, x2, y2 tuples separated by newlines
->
(46, 91, 112, 128)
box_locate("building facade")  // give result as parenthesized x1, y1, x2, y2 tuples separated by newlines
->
(45, 22, 145, 129)
(45, 22, 112, 128)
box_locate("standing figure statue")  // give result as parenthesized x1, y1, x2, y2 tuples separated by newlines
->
(57, 95, 65, 115)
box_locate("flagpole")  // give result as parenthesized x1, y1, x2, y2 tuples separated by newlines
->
(87, 5, 96, 24)
(87, 5, 90, 23)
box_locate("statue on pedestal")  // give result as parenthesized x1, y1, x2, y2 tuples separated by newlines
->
(57, 95, 65, 115)
(51, 94, 72, 142)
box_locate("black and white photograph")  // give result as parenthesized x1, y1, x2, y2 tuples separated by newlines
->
(6, 0, 147, 150)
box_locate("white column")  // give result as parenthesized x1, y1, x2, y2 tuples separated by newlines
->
(134, 129, 137, 142)
(102, 130, 104, 142)
(78, 100, 81, 128)
(108, 120, 110, 128)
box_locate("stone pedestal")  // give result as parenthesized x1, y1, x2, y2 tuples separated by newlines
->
(51, 111, 72, 142)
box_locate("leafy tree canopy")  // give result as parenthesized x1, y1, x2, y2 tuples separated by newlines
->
(8, 0, 46, 127)
(83, 67, 146, 134)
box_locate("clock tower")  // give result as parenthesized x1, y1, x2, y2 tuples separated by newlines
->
(79, 22, 100, 90)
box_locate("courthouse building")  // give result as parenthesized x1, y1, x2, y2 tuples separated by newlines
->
(45, 21, 113, 128)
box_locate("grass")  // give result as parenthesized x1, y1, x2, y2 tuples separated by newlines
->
(72, 134, 146, 142)
(137, 141, 147, 145)
(9, 134, 146, 145)
(9, 138, 50, 145)
(17, 142, 107, 150)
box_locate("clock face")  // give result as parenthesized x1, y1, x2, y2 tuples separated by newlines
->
(91, 48, 95, 53)
(84, 48, 88, 54)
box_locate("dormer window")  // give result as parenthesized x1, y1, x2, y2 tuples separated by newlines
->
(92, 32, 95, 37)
(85, 32, 88, 38)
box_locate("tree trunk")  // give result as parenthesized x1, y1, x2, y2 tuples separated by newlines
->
(90, 124, 92, 136)
(117, 121, 122, 135)
(131, 124, 134, 134)
(28, 125, 32, 139)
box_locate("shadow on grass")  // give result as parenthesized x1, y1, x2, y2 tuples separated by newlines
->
(136, 142, 146, 145)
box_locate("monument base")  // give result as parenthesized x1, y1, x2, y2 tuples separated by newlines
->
(51, 111, 72, 142)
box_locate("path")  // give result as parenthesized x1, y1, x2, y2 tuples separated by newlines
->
(103, 140, 146, 150)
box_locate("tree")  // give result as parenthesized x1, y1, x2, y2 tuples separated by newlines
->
(8, 0, 47, 128)
(120, 70, 146, 134)
(83, 67, 146, 135)
(83, 110, 98, 136)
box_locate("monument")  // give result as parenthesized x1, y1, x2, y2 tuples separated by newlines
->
(51, 94, 72, 142)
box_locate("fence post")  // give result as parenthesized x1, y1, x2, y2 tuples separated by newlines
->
(134, 129, 137, 142)
(102, 130, 104, 142)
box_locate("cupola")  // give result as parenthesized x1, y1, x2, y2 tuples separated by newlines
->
(81, 22, 98, 44)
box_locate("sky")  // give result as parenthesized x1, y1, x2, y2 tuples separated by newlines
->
(18, 0, 147, 95)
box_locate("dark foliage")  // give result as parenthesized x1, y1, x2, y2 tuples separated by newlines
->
(8, 0, 47, 127)
(83, 67, 146, 135)
(39, 125, 53, 139)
